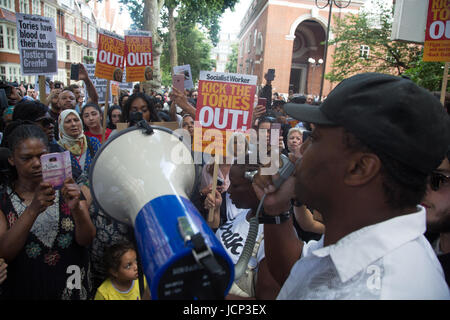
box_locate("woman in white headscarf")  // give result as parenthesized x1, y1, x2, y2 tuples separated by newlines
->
(58, 109, 101, 181)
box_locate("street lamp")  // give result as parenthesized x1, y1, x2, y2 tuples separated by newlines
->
(308, 57, 324, 96)
(316, 0, 351, 101)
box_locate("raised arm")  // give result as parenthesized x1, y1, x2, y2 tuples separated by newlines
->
(79, 63, 99, 106)
(0, 182, 56, 261)
(61, 177, 96, 246)
(252, 174, 303, 287)
(169, 87, 196, 117)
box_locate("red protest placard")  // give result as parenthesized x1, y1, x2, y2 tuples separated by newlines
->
(95, 30, 125, 81)
(124, 30, 153, 82)
(193, 71, 256, 156)
(423, 0, 450, 62)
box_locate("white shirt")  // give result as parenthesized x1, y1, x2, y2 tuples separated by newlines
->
(215, 211, 264, 268)
(277, 207, 450, 300)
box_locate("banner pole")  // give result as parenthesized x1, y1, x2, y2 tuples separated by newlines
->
(102, 80, 110, 143)
(208, 159, 220, 223)
(38, 75, 47, 104)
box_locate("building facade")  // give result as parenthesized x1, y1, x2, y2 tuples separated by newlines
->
(237, 0, 365, 97)
(212, 30, 238, 73)
(0, 0, 127, 86)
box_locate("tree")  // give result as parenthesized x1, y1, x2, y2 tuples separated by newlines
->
(225, 43, 238, 73)
(326, 1, 422, 83)
(119, 0, 164, 91)
(160, 25, 215, 87)
(403, 52, 449, 92)
(163, 0, 239, 75)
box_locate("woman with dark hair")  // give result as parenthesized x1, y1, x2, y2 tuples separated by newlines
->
(0, 122, 95, 299)
(106, 105, 122, 130)
(121, 92, 160, 125)
(81, 103, 112, 143)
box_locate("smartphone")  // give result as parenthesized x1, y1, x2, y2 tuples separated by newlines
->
(70, 64, 79, 81)
(270, 122, 281, 145)
(41, 151, 72, 190)
(258, 97, 267, 108)
(266, 69, 275, 81)
(173, 74, 184, 92)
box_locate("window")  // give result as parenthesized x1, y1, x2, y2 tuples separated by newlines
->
(76, 19, 81, 37)
(66, 44, 70, 60)
(58, 39, 65, 61)
(360, 45, 370, 59)
(0, 0, 14, 11)
(44, 4, 57, 22)
(253, 29, 257, 47)
(6, 26, 15, 50)
(89, 25, 96, 43)
(82, 22, 87, 40)
(32, 0, 41, 15)
(65, 15, 74, 34)
(256, 32, 263, 55)
(19, 0, 29, 13)
(0, 66, 6, 81)
(0, 25, 3, 49)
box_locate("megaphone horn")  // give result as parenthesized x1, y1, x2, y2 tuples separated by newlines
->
(89, 125, 234, 299)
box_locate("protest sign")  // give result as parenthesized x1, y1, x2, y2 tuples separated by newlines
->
(85, 64, 112, 104)
(16, 13, 57, 75)
(124, 30, 153, 83)
(95, 30, 125, 81)
(423, 0, 450, 62)
(173, 64, 194, 90)
(193, 71, 256, 157)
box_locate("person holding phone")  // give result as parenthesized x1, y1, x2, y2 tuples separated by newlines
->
(0, 122, 95, 299)
(258, 69, 275, 110)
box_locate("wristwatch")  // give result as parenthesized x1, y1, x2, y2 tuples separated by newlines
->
(258, 211, 291, 224)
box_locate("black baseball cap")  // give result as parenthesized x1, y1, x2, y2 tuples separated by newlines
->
(284, 73, 450, 175)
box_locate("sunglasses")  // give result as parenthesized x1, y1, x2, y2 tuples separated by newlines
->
(35, 116, 55, 128)
(429, 171, 450, 191)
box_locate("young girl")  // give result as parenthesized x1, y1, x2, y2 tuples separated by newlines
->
(81, 103, 112, 143)
(94, 241, 149, 300)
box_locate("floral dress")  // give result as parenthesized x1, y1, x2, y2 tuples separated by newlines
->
(0, 187, 91, 300)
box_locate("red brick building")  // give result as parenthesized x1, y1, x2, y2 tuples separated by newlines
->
(237, 0, 365, 98)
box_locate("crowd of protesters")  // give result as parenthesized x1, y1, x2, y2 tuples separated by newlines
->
(0, 66, 449, 300)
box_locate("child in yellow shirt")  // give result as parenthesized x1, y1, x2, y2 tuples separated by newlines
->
(94, 241, 149, 300)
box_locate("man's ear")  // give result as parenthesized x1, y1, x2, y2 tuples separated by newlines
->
(344, 152, 381, 186)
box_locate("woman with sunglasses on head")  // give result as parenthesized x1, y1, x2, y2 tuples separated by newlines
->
(81, 103, 112, 143)
(57, 109, 101, 181)
(10, 100, 63, 153)
(0, 122, 95, 299)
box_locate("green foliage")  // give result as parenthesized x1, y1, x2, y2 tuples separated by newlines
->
(225, 43, 238, 73)
(403, 52, 449, 92)
(326, 2, 422, 83)
(118, 0, 144, 30)
(160, 26, 215, 87)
